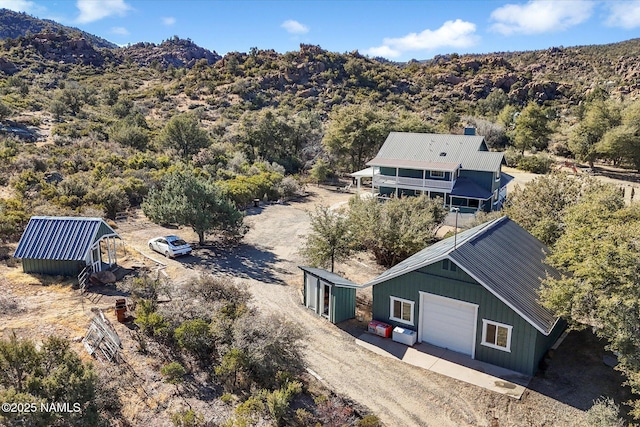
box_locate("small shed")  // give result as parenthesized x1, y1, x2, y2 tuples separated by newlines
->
(13, 216, 120, 276)
(299, 266, 360, 324)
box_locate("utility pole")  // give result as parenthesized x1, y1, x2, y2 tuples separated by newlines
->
(452, 207, 460, 249)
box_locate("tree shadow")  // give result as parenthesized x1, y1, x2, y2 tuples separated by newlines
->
(528, 329, 632, 412)
(594, 167, 640, 183)
(182, 242, 287, 284)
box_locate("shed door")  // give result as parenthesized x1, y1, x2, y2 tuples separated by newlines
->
(321, 282, 331, 318)
(305, 275, 318, 310)
(420, 293, 477, 357)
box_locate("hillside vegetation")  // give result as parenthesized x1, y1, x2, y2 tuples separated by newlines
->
(0, 20, 637, 241)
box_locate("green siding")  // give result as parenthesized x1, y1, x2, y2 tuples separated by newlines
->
(380, 167, 396, 176)
(95, 222, 116, 243)
(331, 286, 356, 323)
(379, 186, 395, 196)
(303, 272, 356, 324)
(372, 260, 555, 375)
(22, 258, 86, 276)
(427, 171, 451, 181)
(398, 168, 422, 179)
(533, 318, 567, 368)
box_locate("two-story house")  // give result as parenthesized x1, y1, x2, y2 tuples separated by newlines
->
(351, 130, 509, 212)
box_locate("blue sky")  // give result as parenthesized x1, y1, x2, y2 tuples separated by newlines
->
(3, 0, 640, 61)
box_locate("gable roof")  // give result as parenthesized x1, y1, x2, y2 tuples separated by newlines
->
(299, 266, 360, 288)
(14, 216, 118, 261)
(363, 216, 561, 335)
(366, 132, 505, 173)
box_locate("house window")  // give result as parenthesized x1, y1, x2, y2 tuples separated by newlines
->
(468, 199, 479, 209)
(390, 296, 414, 325)
(481, 319, 512, 352)
(442, 259, 457, 272)
(430, 170, 445, 178)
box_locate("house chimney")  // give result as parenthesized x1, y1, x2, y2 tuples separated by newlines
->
(463, 127, 476, 136)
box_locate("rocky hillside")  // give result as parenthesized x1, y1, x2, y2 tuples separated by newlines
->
(118, 37, 222, 69)
(0, 8, 117, 48)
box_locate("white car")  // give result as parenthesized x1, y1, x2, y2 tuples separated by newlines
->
(148, 235, 193, 258)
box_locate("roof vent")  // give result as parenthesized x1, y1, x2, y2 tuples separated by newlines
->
(439, 152, 446, 156)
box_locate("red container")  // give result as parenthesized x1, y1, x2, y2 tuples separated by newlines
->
(368, 320, 392, 338)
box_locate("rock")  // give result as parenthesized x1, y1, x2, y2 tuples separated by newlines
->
(90, 270, 117, 284)
(119, 37, 221, 69)
(44, 171, 63, 184)
(0, 57, 19, 75)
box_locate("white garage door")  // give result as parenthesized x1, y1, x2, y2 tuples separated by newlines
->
(420, 293, 478, 357)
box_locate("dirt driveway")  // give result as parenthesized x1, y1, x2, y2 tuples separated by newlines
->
(115, 186, 597, 427)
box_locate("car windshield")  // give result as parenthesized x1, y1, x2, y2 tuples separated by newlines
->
(170, 239, 188, 246)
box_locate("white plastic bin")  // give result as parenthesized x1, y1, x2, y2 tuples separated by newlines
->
(392, 326, 417, 346)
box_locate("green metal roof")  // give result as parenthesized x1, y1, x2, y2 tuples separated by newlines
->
(366, 132, 505, 173)
(363, 217, 561, 335)
(299, 266, 360, 288)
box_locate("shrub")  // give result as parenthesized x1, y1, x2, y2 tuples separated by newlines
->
(215, 348, 249, 393)
(174, 319, 214, 361)
(171, 409, 204, 427)
(585, 397, 624, 427)
(135, 300, 172, 339)
(232, 314, 304, 389)
(278, 176, 302, 200)
(517, 153, 553, 174)
(503, 147, 522, 167)
(109, 121, 149, 150)
(161, 362, 186, 386)
(357, 414, 383, 427)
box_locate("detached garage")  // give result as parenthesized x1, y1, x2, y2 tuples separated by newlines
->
(365, 216, 566, 376)
(300, 266, 358, 324)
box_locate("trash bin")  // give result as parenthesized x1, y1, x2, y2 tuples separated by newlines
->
(115, 299, 127, 322)
(253, 198, 260, 207)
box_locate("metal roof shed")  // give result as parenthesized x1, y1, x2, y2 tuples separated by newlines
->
(299, 266, 360, 324)
(13, 216, 120, 276)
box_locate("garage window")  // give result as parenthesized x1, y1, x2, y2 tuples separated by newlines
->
(481, 319, 512, 352)
(390, 296, 414, 325)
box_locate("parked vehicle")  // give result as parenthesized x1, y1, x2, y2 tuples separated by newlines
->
(148, 235, 192, 258)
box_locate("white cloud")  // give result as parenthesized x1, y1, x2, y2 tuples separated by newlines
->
(365, 19, 479, 58)
(111, 26, 129, 36)
(367, 45, 402, 58)
(605, 0, 640, 29)
(0, 0, 44, 14)
(281, 19, 309, 34)
(489, 0, 594, 35)
(162, 16, 176, 26)
(76, 0, 132, 24)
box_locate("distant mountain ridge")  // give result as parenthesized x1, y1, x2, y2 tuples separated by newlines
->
(1, 8, 640, 110)
(0, 8, 117, 49)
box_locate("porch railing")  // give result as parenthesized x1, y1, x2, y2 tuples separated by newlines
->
(372, 174, 454, 191)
